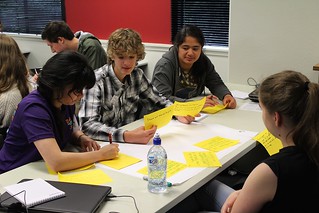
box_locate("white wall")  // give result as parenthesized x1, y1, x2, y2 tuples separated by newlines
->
(10, 34, 230, 83)
(229, 0, 319, 84)
(10, 34, 55, 69)
(10, 1, 319, 86)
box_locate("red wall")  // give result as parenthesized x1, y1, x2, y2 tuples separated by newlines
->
(64, 0, 171, 44)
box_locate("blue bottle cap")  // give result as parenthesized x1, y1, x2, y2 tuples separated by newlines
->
(153, 133, 161, 145)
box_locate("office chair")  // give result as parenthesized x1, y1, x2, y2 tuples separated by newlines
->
(0, 127, 8, 149)
(215, 142, 270, 189)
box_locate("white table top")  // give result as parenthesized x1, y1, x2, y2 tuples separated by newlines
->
(0, 84, 264, 213)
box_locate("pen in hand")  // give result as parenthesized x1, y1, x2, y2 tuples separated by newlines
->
(108, 134, 112, 144)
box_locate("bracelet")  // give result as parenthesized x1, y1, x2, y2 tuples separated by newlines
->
(77, 133, 85, 144)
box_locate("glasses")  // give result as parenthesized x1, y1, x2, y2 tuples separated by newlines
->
(72, 89, 83, 97)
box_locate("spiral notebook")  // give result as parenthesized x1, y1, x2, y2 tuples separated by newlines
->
(0, 179, 112, 213)
(4, 178, 65, 208)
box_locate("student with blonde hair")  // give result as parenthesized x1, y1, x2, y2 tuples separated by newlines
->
(79, 28, 195, 144)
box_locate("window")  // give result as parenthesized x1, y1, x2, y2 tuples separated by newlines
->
(171, 0, 229, 47)
(0, 0, 65, 34)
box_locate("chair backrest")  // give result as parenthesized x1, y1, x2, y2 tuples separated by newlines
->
(0, 134, 3, 149)
(0, 127, 8, 149)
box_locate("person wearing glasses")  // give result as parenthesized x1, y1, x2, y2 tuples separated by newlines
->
(41, 21, 108, 115)
(0, 51, 119, 174)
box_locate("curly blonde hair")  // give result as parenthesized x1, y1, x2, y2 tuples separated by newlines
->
(107, 28, 145, 65)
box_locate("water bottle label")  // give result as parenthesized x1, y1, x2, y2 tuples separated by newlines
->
(148, 156, 157, 164)
(149, 170, 166, 179)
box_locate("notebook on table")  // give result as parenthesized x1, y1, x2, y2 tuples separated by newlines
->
(3, 178, 65, 208)
(0, 179, 112, 213)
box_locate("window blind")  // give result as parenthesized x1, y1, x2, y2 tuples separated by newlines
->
(0, 0, 65, 34)
(171, 0, 229, 47)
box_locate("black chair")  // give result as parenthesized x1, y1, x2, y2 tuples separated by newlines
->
(0, 127, 8, 149)
(215, 142, 270, 189)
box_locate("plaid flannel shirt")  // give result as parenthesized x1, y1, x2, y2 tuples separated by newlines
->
(79, 64, 171, 142)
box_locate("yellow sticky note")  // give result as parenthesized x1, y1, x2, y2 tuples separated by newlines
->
(144, 104, 174, 130)
(194, 136, 239, 152)
(99, 153, 142, 170)
(137, 167, 147, 175)
(137, 160, 187, 178)
(46, 163, 95, 175)
(183, 151, 222, 167)
(254, 129, 283, 156)
(58, 169, 112, 185)
(201, 104, 227, 114)
(173, 98, 206, 116)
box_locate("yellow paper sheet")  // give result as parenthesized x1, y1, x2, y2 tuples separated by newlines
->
(99, 153, 142, 170)
(46, 163, 95, 175)
(253, 129, 283, 156)
(201, 104, 227, 114)
(137, 160, 187, 178)
(183, 151, 222, 167)
(173, 98, 206, 116)
(144, 98, 206, 130)
(144, 104, 174, 130)
(194, 136, 239, 152)
(58, 169, 112, 185)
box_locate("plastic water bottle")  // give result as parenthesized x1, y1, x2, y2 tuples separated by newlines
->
(147, 133, 167, 193)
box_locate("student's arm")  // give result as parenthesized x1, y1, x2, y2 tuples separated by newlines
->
(72, 130, 100, 152)
(152, 60, 187, 102)
(79, 74, 126, 142)
(203, 59, 236, 109)
(34, 138, 119, 172)
(222, 163, 277, 213)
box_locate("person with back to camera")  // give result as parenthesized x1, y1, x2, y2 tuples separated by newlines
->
(0, 51, 119, 174)
(152, 24, 236, 109)
(41, 20, 107, 70)
(0, 34, 32, 145)
(79, 28, 196, 144)
(191, 70, 319, 213)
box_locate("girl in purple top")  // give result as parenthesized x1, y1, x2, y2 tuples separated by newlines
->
(0, 51, 119, 174)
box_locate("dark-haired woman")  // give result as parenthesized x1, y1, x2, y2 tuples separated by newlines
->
(0, 51, 119, 174)
(152, 25, 236, 109)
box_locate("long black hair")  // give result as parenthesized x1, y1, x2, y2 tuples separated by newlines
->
(37, 51, 95, 139)
(38, 51, 95, 101)
(173, 24, 206, 84)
